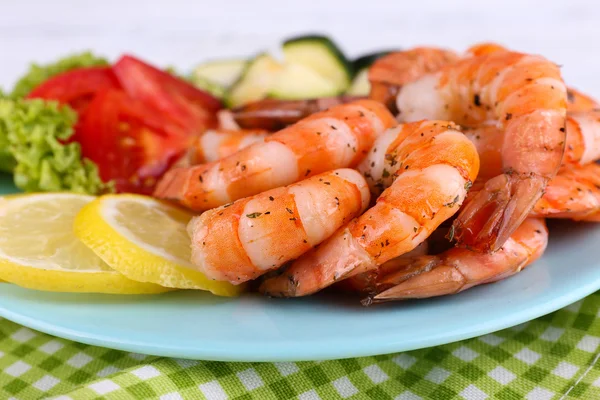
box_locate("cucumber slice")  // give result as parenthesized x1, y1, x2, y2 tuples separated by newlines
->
(225, 54, 283, 108)
(269, 63, 339, 100)
(283, 35, 351, 92)
(190, 76, 226, 99)
(192, 59, 247, 88)
(346, 68, 369, 96)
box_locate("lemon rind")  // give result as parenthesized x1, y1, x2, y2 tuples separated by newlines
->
(0, 193, 170, 294)
(74, 195, 244, 297)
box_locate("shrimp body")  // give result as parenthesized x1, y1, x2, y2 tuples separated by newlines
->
(369, 218, 548, 302)
(465, 42, 509, 57)
(532, 163, 600, 220)
(189, 129, 269, 164)
(231, 96, 364, 131)
(395, 50, 567, 251)
(368, 48, 459, 112)
(187, 169, 370, 284)
(465, 110, 600, 178)
(466, 42, 597, 114)
(155, 100, 395, 211)
(259, 121, 479, 297)
(567, 88, 599, 112)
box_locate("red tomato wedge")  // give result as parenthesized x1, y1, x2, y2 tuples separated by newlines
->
(27, 67, 121, 114)
(78, 89, 191, 194)
(113, 55, 221, 133)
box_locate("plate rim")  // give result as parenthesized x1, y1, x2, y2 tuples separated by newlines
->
(1, 274, 598, 362)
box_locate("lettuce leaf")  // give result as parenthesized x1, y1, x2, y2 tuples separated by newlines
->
(0, 98, 113, 194)
(10, 52, 109, 99)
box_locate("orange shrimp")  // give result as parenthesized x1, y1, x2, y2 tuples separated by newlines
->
(230, 96, 364, 131)
(466, 42, 509, 57)
(334, 241, 430, 293)
(368, 48, 459, 112)
(188, 129, 269, 164)
(366, 218, 548, 302)
(532, 163, 600, 220)
(465, 110, 600, 178)
(155, 99, 395, 211)
(394, 50, 567, 252)
(468, 42, 599, 113)
(259, 121, 479, 297)
(567, 88, 600, 112)
(187, 169, 370, 284)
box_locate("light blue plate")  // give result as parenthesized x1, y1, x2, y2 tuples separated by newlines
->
(0, 174, 599, 362)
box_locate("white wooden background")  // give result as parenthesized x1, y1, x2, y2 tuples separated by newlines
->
(2, 0, 599, 97)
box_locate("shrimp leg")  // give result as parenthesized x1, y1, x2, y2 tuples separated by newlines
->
(155, 99, 395, 211)
(259, 121, 479, 297)
(367, 218, 548, 303)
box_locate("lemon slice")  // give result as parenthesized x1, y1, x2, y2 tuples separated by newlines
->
(0, 193, 169, 294)
(74, 194, 244, 297)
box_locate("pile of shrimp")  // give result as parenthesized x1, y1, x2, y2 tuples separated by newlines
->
(155, 42, 600, 304)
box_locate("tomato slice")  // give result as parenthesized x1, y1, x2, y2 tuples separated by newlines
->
(27, 67, 121, 114)
(112, 55, 221, 133)
(78, 89, 191, 194)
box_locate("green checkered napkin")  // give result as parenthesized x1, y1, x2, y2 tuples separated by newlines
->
(1, 292, 600, 400)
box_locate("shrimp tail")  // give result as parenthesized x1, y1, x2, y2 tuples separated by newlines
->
(366, 218, 548, 303)
(452, 173, 544, 252)
(154, 167, 194, 203)
(364, 256, 467, 304)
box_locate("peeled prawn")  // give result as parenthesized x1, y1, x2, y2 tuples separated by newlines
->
(155, 99, 395, 211)
(187, 168, 370, 284)
(334, 241, 430, 293)
(188, 129, 269, 164)
(465, 42, 510, 57)
(567, 88, 600, 112)
(368, 47, 459, 113)
(230, 96, 364, 131)
(467, 42, 599, 115)
(259, 121, 479, 297)
(465, 109, 600, 178)
(393, 49, 567, 252)
(366, 218, 548, 302)
(532, 163, 600, 220)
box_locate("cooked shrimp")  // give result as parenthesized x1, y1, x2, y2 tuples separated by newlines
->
(465, 110, 600, 177)
(466, 42, 598, 113)
(230, 96, 364, 131)
(366, 218, 548, 302)
(532, 163, 600, 220)
(394, 50, 567, 251)
(368, 48, 459, 113)
(259, 121, 479, 297)
(465, 42, 509, 57)
(187, 168, 370, 284)
(188, 129, 269, 164)
(567, 88, 599, 112)
(335, 241, 430, 293)
(154, 100, 395, 211)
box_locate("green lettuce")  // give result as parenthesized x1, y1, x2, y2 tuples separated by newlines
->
(0, 98, 113, 194)
(10, 52, 109, 99)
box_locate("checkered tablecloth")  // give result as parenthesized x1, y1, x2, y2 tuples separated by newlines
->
(1, 292, 600, 400)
